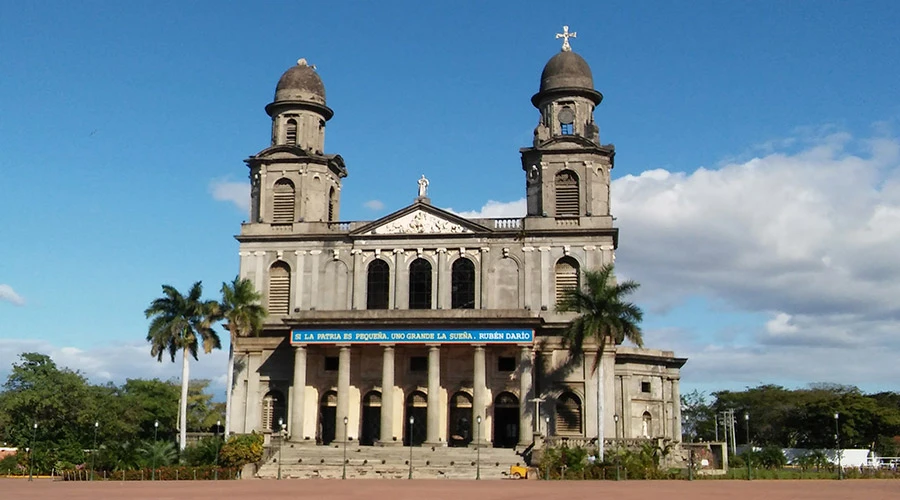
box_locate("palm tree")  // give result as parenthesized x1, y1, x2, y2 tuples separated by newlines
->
(219, 276, 265, 437)
(145, 282, 222, 451)
(557, 263, 643, 462)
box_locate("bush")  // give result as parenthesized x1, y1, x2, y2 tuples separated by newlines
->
(182, 437, 224, 466)
(758, 445, 787, 469)
(218, 433, 263, 468)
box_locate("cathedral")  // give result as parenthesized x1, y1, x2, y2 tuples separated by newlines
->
(228, 32, 686, 453)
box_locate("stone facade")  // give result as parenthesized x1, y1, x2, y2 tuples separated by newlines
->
(229, 49, 686, 450)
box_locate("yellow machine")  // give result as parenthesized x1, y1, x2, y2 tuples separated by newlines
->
(509, 465, 528, 479)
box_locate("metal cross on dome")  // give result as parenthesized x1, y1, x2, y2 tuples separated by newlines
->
(556, 25, 576, 52)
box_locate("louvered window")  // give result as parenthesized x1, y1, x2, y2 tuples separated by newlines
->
(268, 261, 291, 315)
(555, 170, 580, 216)
(328, 187, 336, 222)
(555, 257, 580, 305)
(272, 179, 295, 223)
(285, 119, 297, 145)
(556, 392, 582, 434)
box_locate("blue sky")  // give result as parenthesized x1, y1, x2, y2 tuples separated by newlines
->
(2, 1, 899, 398)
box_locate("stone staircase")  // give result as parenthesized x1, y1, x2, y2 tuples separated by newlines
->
(257, 442, 528, 480)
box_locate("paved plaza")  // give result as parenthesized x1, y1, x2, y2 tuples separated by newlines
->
(3, 478, 898, 500)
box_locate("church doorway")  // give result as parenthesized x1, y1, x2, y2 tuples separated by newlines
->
(448, 391, 473, 447)
(360, 391, 381, 445)
(493, 392, 519, 448)
(403, 391, 427, 446)
(319, 390, 337, 445)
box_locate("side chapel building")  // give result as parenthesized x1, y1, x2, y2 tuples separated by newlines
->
(229, 35, 686, 450)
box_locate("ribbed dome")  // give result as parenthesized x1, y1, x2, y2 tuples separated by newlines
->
(274, 59, 326, 105)
(539, 50, 594, 92)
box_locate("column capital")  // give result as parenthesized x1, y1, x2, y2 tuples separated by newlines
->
(337, 343, 351, 349)
(379, 343, 396, 349)
(426, 344, 441, 350)
(293, 344, 308, 350)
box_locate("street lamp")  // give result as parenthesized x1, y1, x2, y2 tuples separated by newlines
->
(342, 416, 349, 480)
(408, 416, 414, 480)
(476, 415, 482, 480)
(544, 416, 551, 480)
(153, 420, 159, 481)
(214, 420, 221, 481)
(277, 418, 284, 480)
(744, 413, 751, 481)
(28, 422, 37, 482)
(835, 412, 842, 480)
(91, 421, 99, 481)
(613, 414, 620, 481)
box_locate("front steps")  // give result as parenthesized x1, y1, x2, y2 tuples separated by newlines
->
(257, 442, 527, 480)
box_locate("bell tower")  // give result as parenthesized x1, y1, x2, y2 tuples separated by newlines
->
(521, 28, 614, 220)
(246, 59, 347, 225)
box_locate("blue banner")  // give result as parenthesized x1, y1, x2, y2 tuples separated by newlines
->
(291, 328, 533, 344)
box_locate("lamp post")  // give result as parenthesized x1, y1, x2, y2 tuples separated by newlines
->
(28, 422, 37, 482)
(744, 413, 751, 481)
(408, 416, 414, 480)
(91, 421, 99, 481)
(214, 419, 221, 481)
(152, 420, 159, 481)
(835, 412, 842, 480)
(613, 414, 620, 481)
(476, 415, 482, 480)
(544, 416, 551, 480)
(342, 416, 349, 480)
(277, 418, 284, 480)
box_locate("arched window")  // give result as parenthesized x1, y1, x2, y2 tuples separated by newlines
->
(408, 258, 432, 309)
(642, 411, 652, 438)
(555, 170, 579, 216)
(449, 391, 473, 447)
(366, 259, 390, 310)
(272, 178, 295, 223)
(262, 390, 285, 432)
(268, 261, 291, 315)
(555, 392, 582, 434)
(285, 119, 297, 145)
(328, 187, 337, 222)
(451, 258, 475, 309)
(555, 257, 580, 305)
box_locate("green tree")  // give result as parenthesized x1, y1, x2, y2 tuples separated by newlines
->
(145, 281, 222, 450)
(186, 379, 225, 432)
(557, 264, 643, 461)
(219, 276, 265, 436)
(681, 390, 716, 442)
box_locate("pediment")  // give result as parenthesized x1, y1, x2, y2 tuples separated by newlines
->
(351, 203, 491, 236)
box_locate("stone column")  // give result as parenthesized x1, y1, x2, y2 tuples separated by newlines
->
(426, 345, 441, 445)
(518, 346, 534, 446)
(671, 377, 682, 441)
(539, 246, 551, 310)
(472, 345, 486, 446)
(380, 345, 395, 445)
(245, 351, 261, 432)
(290, 346, 307, 441)
(337, 345, 351, 442)
(309, 250, 321, 310)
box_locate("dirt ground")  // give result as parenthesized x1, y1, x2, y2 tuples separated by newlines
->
(2, 478, 898, 500)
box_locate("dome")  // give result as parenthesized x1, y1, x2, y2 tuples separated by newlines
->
(274, 59, 326, 105)
(539, 50, 594, 92)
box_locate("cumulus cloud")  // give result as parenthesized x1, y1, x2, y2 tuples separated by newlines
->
(0, 284, 25, 306)
(210, 179, 250, 213)
(364, 199, 385, 211)
(447, 199, 527, 219)
(0, 338, 230, 398)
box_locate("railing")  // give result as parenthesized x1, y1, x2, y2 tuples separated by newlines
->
(492, 218, 522, 229)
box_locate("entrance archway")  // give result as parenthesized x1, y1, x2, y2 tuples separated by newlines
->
(319, 390, 337, 445)
(493, 392, 519, 448)
(361, 391, 382, 446)
(403, 391, 427, 446)
(448, 391, 473, 447)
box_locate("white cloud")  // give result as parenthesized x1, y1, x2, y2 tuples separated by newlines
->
(364, 199, 385, 211)
(0, 338, 230, 399)
(447, 199, 527, 219)
(210, 179, 250, 213)
(0, 284, 25, 306)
